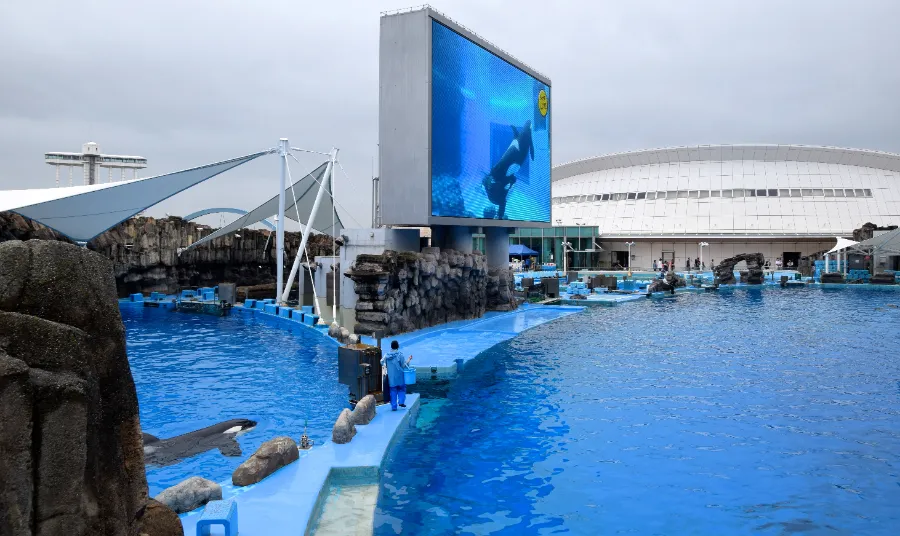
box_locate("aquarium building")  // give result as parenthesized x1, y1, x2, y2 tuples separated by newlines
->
(510, 144, 900, 270)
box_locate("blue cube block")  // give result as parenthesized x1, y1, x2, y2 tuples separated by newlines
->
(244, 299, 256, 308)
(279, 307, 292, 318)
(197, 497, 238, 536)
(290, 310, 304, 322)
(263, 304, 278, 315)
(301, 305, 314, 315)
(263, 298, 276, 304)
(130, 293, 144, 302)
(303, 314, 319, 326)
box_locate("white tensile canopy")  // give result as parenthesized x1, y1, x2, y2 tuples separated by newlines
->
(183, 161, 343, 252)
(826, 237, 859, 254)
(855, 227, 900, 255)
(0, 152, 266, 243)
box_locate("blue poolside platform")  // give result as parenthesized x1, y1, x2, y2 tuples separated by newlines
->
(178, 394, 421, 536)
(359, 304, 583, 377)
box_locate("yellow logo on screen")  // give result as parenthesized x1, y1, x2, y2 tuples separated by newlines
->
(538, 89, 548, 117)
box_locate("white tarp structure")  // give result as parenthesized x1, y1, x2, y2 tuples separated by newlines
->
(855, 227, 900, 254)
(0, 152, 266, 243)
(826, 237, 859, 254)
(183, 161, 343, 251)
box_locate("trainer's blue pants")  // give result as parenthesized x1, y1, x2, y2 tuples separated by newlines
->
(389, 384, 406, 410)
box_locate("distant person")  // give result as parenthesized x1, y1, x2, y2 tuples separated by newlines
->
(653, 259, 658, 271)
(701, 261, 706, 270)
(694, 257, 700, 270)
(776, 258, 783, 270)
(524, 257, 531, 271)
(381, 341, 413, 411)
(686, 258, 691, 270)
(787, 260, 794, 268)
(710, 259, 715, 269)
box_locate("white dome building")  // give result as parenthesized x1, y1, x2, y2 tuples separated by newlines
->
(536, 144, 900, 271)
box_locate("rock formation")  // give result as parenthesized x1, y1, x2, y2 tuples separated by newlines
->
(0, 212, 336, 297)
(871, 273, 897, 285)
(647, 271, 686, 293)
(349, 394, 377, 426)
(231, 436, 300, 487)
(852, 222, 898, 242)
(331, 408, 357, 444)
(136, 499, 184, 536)
(820, 272, 846, 283)
(714, 253, 765, 284)
(0, 240, 170, 535)
(155, 477, 222, 514)
(346, 247, 510, 336)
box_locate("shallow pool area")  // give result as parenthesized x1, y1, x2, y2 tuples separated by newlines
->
(374, 288, 900, 535)
(123, 307, 346, 496)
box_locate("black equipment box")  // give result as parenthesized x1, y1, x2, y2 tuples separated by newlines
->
(338, 343, 383, 405)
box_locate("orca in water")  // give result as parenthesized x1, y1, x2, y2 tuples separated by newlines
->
(482, 120, 534, 220)
(142, 418, 257, 467)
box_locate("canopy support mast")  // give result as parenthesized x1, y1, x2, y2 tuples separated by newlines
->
(280, 147, 337, 305)
(276, 138, 289, 304)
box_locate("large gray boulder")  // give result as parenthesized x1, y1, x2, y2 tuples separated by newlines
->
(350, 394, 377, 425)
(155, 476, 222, 514)
(232, 436, 299, 487)
(0, 240, 152, 535)
(332, 408, 357, 444)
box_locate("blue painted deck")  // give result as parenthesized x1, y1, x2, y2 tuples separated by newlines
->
(360, 305, 583, 374)
(179, 395, 420, 535)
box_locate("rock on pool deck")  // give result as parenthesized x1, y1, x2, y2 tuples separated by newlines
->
(360, 304, 584, 376)
(179, 394, 420, 535)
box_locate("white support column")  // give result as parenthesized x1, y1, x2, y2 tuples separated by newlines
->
(824, 252, 829, 274)
(108, 168, 112, 183)
(133, 169, 137, 180)
(55, 165, 59, 187)
(121, 168, 125, 181)
(331, 148, 339, 325)
(281, 149, 336, 304)
(68, 167, 73, 186)
(276, 138, 289, 304)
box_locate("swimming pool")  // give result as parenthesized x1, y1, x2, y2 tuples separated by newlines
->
(123, 307, 346, 496)
(375, 288, 900, 535)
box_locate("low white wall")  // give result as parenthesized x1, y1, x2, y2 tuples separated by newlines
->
(599, 240, 833, 270)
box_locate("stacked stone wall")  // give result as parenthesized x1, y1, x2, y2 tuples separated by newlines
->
(347, 247, 514, 336)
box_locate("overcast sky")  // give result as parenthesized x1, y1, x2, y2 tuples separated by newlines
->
(1, 0, 898, 228)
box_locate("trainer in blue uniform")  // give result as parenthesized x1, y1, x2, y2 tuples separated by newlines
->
(381, 340, 413, 411)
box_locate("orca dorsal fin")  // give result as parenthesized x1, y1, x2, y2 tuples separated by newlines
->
(511, 125, 519, 137)
(218, 437, 243, 457)
(142, 433, 160, 444)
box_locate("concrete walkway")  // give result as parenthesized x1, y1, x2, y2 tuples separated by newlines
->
(179, 395, 420, 536)
(360, 304, 583, 376)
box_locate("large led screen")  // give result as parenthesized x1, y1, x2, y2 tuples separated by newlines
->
(431, 20, 551, 222)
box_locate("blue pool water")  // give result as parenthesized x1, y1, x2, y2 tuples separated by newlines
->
(375, 288, 900, 535)
(123, 307, 346, 496)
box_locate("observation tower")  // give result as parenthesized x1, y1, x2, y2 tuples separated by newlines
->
(45, 142, 148, 187)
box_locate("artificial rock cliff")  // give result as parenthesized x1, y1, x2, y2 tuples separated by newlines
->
(0, 212, 335, 297)
(346, 248, 514, 336)
(0, 240, 180, 536)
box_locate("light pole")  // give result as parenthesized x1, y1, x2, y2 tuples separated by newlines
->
(699, 242, 709, 271)
(625, 241, 635, 272)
